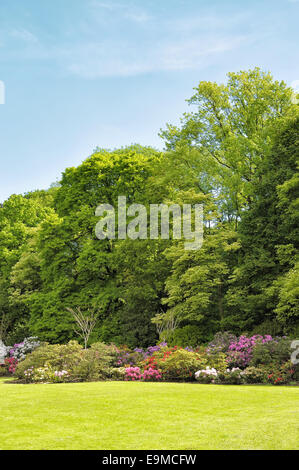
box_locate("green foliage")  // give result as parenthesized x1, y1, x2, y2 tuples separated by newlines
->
(70, 349, 106, 382)
(160, 68, 296, 220)
(274, 259, 299, 329)
(167, 325, 206, 347)
(162, 226, 239, 334)
(1, 70, 298, 347)
(251, 320, 283, 337)
(157, 348, 204, 381)
(216, 369, 243, 385)
(251, 338, 292, 367)
(15, 340, 120, 382)
(265, 361, 296, 385)
(109, 367, 126, 380)
(205, 352, 228, 373)
(0, 365, 8, 377)
(241, 367, 267, 384)
(15, 341, 83, 379)
(0, 190, 56, 342)
(225, 117, 299, 331)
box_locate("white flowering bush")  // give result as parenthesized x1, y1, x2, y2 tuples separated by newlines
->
(0, 340, 9, 364)
(24, 365, 70, 383)
(195, 366, 218, 383)
(8, 337, 40, 361)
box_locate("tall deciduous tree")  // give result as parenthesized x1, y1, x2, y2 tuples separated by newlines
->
(160, 68, 296, 224)
(225, 117, 299, 333)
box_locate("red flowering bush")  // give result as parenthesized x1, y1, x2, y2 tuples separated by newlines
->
(5, 357, 18, 374)
(266, 362, 295, 385)
(143, 355, 159, 371)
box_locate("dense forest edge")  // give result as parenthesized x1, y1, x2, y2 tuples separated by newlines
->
(0, 67, 298, 348)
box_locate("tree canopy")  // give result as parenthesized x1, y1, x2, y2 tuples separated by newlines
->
(1, 69, 298, 347)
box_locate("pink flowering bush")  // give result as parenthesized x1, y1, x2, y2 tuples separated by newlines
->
(142, 367, 162, 381)
(125, 366, 162, 381)
(124, 367, 142, 381)
(227, 335, 273, 369)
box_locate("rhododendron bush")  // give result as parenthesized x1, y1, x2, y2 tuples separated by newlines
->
(227, 335, 274, 368)
(3, 332, 297, 385)
(8, 337, 40, 361)
(195, 367, 218, 384)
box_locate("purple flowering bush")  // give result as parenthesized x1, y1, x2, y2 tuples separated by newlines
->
(116, 342, 167, 367)
(227, 335, 273, 369)
(8, 337, 40, 361)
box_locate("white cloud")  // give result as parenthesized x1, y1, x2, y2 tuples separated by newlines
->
(66, 35, 250, 78)
(1, 8, 254, 79)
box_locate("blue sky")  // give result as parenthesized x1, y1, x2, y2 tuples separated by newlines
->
(0, 0, 298, 202)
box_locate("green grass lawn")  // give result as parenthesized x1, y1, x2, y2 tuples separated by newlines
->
(0, 377, 298, 450)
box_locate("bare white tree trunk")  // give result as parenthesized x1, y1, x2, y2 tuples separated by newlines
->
(152, 311, 180, 341)
(66, 307, 99, 349)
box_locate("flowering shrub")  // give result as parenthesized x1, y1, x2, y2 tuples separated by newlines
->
(8, 334, 297, 386)
(195, 367, 218, 384)
(54, 370, 69, 380)
(154, 348, 206, 381)
(15, 341, 83, 380)
(5, 357, 18, 374)
(204, 352, 228, 373)
(142, 348, 227, 381)
(115, 343, 168, 368)
(142, 367, 162, 381)
(227, 335, 273, 368)
(24, 365, 70, 383)
(143, 354, 159, 371)
(116, 346, 144, 367)
(266, 361, 295, 385)
(8, 337, 40, 361)
(124, 367, 142, 381)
